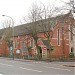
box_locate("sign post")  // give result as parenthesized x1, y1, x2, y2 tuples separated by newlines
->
(9, 46, 13, 58)
(42, 46, 47, 59)
(16, 49, 20, 59)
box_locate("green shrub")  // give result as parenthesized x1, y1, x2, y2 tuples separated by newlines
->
(27, 46, 32, 50)
(69, 52, 74, 58)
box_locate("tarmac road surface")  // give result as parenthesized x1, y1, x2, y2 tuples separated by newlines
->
(0, 58, 74, 75)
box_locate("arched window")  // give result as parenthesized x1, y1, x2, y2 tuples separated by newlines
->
(71, 47, 74, 52)
(58, 29, 60, 45)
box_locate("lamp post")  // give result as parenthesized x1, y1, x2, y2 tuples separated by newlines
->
(2, 15, 14, 59)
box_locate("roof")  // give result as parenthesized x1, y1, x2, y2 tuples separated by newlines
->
(0, 27, 13, 38)
(0, 11, 73, 37)
(14, 19, 57, 36)
(14, 23, 31, 36)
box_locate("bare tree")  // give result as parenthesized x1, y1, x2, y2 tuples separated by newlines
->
(0, 19, 13, 57)
(26, 3, 42, 60)
(36, 3, 58, 61)
(53, 0, 75, 26)
(22, 2, 58, 60)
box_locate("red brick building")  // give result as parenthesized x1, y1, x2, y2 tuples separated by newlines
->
(0, 12, 74, 59)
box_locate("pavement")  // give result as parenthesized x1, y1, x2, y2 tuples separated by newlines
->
(0, 57, 75, 66)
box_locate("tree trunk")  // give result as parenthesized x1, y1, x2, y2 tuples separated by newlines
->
(35, 40, 41, 60)
(48, 38, 52, 61)
(49, 50, 52, 62)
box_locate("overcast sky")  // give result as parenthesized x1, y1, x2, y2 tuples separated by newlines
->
(0, 0, 69, 28)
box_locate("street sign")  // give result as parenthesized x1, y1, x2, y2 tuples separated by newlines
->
(10, 46, 13, 51)
(16, 49, 20, 54)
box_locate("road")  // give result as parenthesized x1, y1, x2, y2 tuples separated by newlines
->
(0, 58, 74, 75)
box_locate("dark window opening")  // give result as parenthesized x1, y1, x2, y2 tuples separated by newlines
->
(71, 47, 74, 52)
(58, 29, 60, 45)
